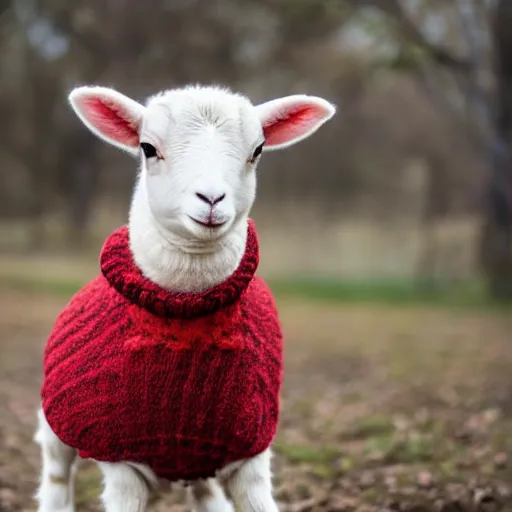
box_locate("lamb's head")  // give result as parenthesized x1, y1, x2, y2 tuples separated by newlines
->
(68, 84, 335, 244)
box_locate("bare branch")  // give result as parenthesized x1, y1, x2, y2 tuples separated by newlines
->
(456, 0, 492, 130)
(352, 0, 471, 72)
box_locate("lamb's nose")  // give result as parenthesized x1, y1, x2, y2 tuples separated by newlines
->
(196, 192, 226, 206)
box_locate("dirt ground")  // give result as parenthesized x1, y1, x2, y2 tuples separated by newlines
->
(1, 286, 512, 512)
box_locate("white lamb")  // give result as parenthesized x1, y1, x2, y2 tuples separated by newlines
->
(34, 83, 335, 512)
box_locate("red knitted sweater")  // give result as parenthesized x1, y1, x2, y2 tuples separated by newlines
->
(41, 219, 283, 481)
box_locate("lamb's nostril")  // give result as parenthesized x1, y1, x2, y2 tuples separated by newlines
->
(196, 193, 210, 205)
(196, 193, 226, 206)
(214, 193, 226, 205)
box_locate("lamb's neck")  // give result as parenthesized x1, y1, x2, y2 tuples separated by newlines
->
(128, 194, 247, 294)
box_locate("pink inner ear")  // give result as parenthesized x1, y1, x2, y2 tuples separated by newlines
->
(262, 104, 324, 146)
(81, 97, 140, 147)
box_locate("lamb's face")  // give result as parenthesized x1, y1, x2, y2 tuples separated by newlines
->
(139, 89, 262, 241)
(67, 84, 336, 244)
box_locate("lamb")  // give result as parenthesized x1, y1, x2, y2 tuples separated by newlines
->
(34, 83, 335, 512)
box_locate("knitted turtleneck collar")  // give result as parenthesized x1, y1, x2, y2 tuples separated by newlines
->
(100, 219, 259, 319)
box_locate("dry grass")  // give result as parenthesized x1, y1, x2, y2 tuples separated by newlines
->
(0, 204, 482, 282)
(254, 211, 481, 282)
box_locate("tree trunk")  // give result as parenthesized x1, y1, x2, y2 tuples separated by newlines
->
(481, 0, 512, 300)
(64, 133, 99, 249)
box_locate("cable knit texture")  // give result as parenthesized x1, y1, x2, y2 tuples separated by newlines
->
(41, 219, 283, 481)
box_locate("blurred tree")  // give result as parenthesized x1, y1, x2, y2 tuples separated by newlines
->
(481, 0, 512, 299)
(342, 0, 512, 299)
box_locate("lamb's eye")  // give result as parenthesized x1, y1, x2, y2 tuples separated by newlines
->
(140, 142, 157, 159)
(249, 142, 264, 164)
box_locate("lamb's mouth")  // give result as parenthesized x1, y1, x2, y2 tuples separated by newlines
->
(188, 216, 227, 229)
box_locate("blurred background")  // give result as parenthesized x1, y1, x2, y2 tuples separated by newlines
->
(1, 1, 512, 511)
(1, 0, 511, 298)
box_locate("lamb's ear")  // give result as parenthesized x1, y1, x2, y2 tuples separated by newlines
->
(68, 86, 146, 155)
(256, 95, 336, 151)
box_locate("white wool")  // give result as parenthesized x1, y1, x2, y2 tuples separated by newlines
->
(129, 86, 260, 292)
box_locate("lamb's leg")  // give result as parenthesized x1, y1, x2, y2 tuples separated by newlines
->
(34, 408, 77, 512)
(188, 478, 234, 512)
(99, 462, 151, 512)
(224, 448, 278, 512)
